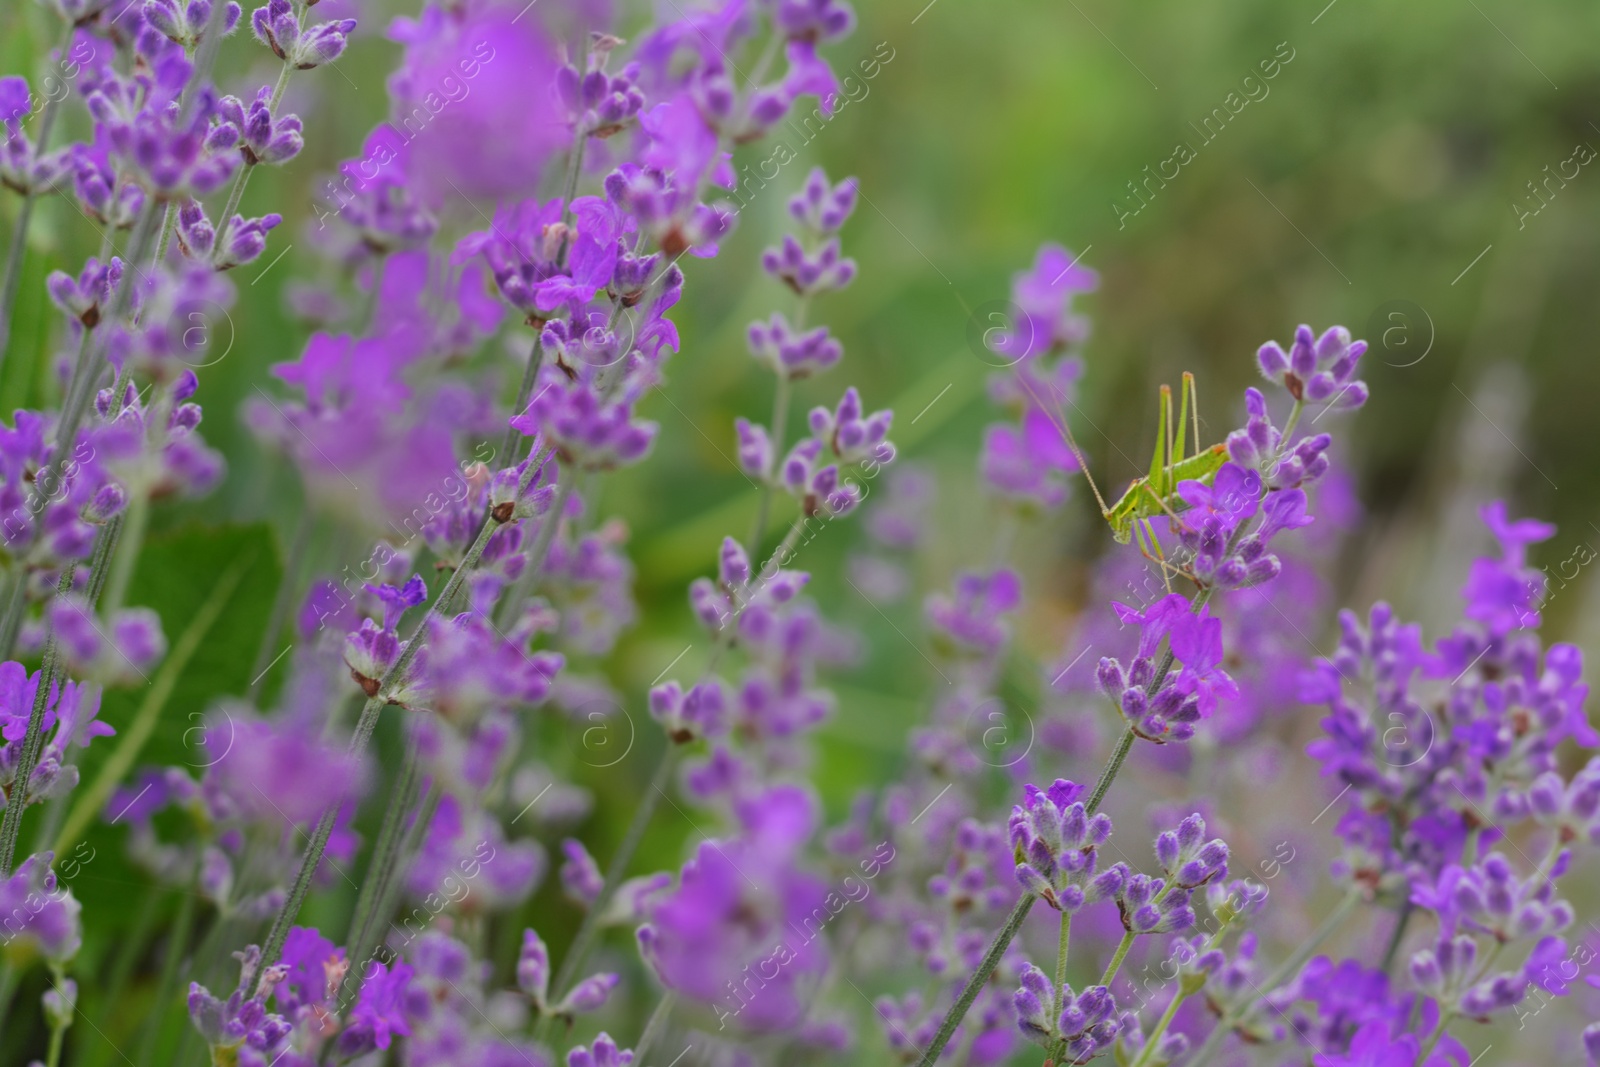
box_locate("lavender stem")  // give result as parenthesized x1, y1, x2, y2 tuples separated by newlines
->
(0, 21, 75, 371)
(0, 567, 75, 874)
(259, 496, 516, 972)
(547, 743, 681, 1006)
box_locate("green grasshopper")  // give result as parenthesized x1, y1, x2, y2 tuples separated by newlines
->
(1054, 371, 1228, 548)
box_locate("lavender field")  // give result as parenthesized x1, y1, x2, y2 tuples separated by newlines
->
(1, 0, 1599, 1064)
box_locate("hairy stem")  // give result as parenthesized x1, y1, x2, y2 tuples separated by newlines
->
(344, 744, 422, 986)
(1044, 910, 1072, 1064)
(914, 581, 1219, 1067)
(246, 508, 314, 703)
(548, 744, 682, 1002)
(259, 503, 512, 972)
(1098, 931, 1135, 988)
(634, 989, 677, 1063)
(1186, 887, 1362, 1067)
(749, 372, 791, 549)
(101, 493, 148, 615)
(495, 469, 573, 627)
(499, 332, 546, 465)
(1128, 986, 1188, 1067)
(0, 571, 24, 663)
(0, 567, 74, 874)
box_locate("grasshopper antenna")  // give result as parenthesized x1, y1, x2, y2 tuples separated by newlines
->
(1052, 401, 1114, 518)
(1013, 375, 1115, 518)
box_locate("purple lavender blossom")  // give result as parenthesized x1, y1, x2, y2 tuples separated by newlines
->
(980, 406, 1078, 510)
(638, 786, 830, 1032)
(144, 0, 243, 47)
(1257, 324, 1369, 410)
(559, 838, 604, 906)
(510, 373, 657, 470)
(557, 47, 646, 139)
(1, 76, 73, 195)
(217, 85, 303, 164)
(1, 663, 112, 807)
(779, 387, 894, 516)
(385, 2, 567, 203)
(1013, 965, 1119, 1056)
(339, 960, 413, 1054)
(1008, 778, 1124, 911)
(251, 0, 356, 68)
(747, 312, 843, 378)
(569, 1033, 635, 1067)
(0, 852, 82, 961)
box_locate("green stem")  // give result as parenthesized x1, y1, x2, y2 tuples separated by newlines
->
(914, 582, 1222, 1067)
(209, 63, 289, 259)
(1279, 397, 1305, 443)
(0, 567, 74, 873)
(499, 332, 546, 465)
(1086, 726, 1136, 814)
(547, 745, 681, 1005)
(1045, 910, 1072, 1064)
(1128, 986, 1187, 1067)
(54, 559, 250, 857)
(0, 21, 74, 370)
(1098, 931, 1135, 988)
(0, 570, 24, 664)
(259, 504, 512, 972)
(246, 508, 314, 703)
(149, 200, 176, 275)
(1052, 910, 1071, 1012)
(0, 963, 17, 1045)
(84, 514, 124, 606)
(344, 744, 422, 986)
(1186, 887, 1362, 1067)
(634, 989, 677, 1063)
(554, 138, 589, 268)
(208, 166, 255, 265)
(495, 470, 574, 628)
(101, 493, 148, 615)
(1380, 900, 1413, 975)
(44, 969, 70, 1067)
(367, 780, 439, 963)
(749, 372, 790, 549)
(135, 882, 200, 1067)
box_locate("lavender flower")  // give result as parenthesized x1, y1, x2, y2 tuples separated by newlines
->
(569, 1033, 635, 1067)
(250, 0, 356, 69)
(0, 852, 82, 961)
(144, 0, 243, 47)
(510, 373, 657, 470)
(217, 85, 304, 165)
(1012, 965, 1119, 1056)
(1256, 324, 1369, 409)
(1008, 778, 1124, 911)
(747, 312, 843, 379)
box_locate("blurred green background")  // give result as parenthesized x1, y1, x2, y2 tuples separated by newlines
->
(3, 0, 1600, 1060)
